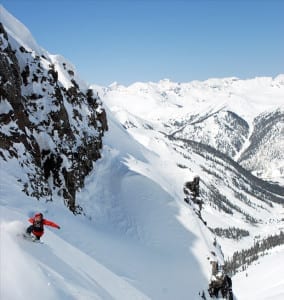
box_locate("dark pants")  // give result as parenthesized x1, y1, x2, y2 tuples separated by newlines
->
(26, 225, 41, 240)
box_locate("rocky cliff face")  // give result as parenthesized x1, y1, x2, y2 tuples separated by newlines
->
(238, 109, 284, 182)
(168, 107, 284, 184)
(0, 22, 107, 213)
(169, 109, 250, 158)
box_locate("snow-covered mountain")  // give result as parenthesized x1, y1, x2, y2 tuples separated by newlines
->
(0, 6, 107, 212)
(95, 77, 284, 185)
(91, 78, 284, 297)
(0, 6, 222, 300)
(1, 5, 284, 300)
(94, 76, 284, 243)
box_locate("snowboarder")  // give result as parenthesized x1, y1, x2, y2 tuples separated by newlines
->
(25, 212, 60, 240)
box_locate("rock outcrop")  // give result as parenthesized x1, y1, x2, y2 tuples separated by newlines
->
(0, 22, 107, 213)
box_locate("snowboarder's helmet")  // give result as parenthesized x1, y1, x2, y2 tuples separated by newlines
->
(35, 213, 43, 219)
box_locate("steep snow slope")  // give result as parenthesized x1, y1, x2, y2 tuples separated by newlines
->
(1, 211, 149, 300)
(1, 8, 221, 299)
(1, 110, 222, 300)
(0, 5, 43, 55)
(93, 78, 284, 299)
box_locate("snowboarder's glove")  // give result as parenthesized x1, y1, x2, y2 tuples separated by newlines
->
(57, 226, 61, 229)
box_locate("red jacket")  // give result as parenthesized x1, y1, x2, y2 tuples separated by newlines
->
(29, 217, 60, 237)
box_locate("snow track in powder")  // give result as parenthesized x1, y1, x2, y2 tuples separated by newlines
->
(1, 215, 150, 300)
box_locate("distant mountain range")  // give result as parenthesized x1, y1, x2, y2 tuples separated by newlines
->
(94, 76, 284, 185)
(94, 77, 284, 237)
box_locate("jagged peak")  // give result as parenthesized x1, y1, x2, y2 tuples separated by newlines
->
(0, 5, 44, 55)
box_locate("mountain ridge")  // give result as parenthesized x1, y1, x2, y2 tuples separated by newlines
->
(95, 76, 284, 184)
(0, 7, 108, 212)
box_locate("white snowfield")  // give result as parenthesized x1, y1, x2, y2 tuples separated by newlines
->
(1, 114, 283, 300)
(1, 216, 150, 300)
(234, 245, 284, 300)
(1, 4, 284, 300)
(0, 113, 219, 300)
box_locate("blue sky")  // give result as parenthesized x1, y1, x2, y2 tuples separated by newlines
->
(1, 0, 284, 86)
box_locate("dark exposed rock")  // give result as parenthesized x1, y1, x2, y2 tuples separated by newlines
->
(19, 45, 30, 53)
(0, 23, 108, 213)
(21, 65, 30, 86)
(97, 108, 108, 131)
(48, 64, 58, 83)
(67, 69, 74, 76)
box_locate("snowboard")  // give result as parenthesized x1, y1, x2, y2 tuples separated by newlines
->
(21, 233, 44, 244)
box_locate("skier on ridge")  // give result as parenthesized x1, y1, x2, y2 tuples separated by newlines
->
(25, 212, 60, 240)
